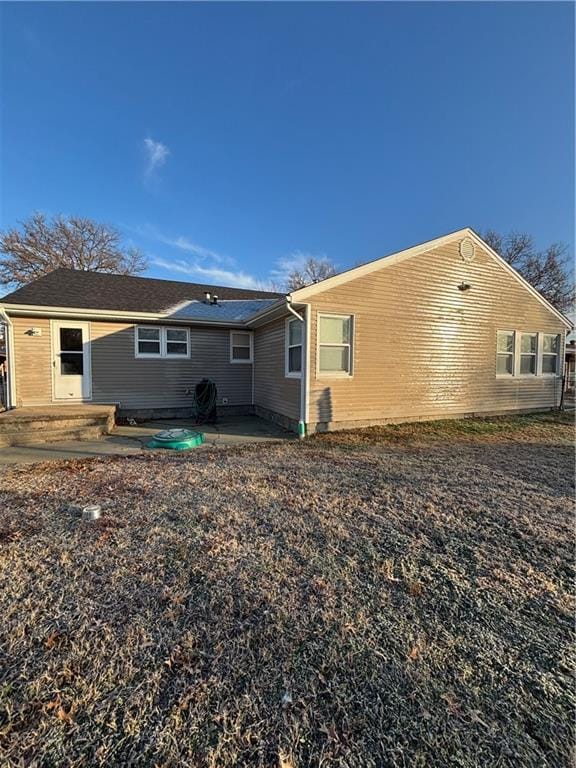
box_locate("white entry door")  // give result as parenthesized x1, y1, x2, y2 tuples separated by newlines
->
(53, 321, 91, 400)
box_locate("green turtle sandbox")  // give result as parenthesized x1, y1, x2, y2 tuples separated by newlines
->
(147, 428, 205, 451)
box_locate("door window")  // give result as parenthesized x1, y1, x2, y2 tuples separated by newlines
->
(60, 327, 83, 351)
(60, 353, 84, 375)
(59, 327, 84, 375)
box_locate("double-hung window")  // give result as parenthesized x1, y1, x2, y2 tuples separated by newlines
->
(496, 331, 515, 376)
(542, 334, 560, 375)
(285, 319, 303, 377)
(519, 333, 537, 375)
(166, 328, 189, 357)
(318, 314, 353, 376)
(135, 326, 190, 359)
(230, 332, 252, 363)
(136, 326, 162, 357)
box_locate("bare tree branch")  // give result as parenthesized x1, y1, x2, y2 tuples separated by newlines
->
(482, 229, 574, 314)
(0, 213, 147, 288)
(285, 257, 337, 292)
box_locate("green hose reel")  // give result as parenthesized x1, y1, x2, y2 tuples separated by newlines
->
(147, 428, 205, 451)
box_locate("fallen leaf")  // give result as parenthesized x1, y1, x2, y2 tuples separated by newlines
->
(278, 749, 295, 768)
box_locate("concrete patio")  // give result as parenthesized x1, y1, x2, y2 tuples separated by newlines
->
(0, 415, 294, 464)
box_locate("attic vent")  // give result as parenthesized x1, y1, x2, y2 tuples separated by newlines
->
(459, 238, 476, 262)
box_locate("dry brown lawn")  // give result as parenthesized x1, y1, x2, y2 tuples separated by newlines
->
(0, 412, 574, 767)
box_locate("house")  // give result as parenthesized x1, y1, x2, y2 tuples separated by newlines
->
(0, 228, 571, 434)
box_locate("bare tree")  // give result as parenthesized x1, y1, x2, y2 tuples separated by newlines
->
(482, 229, 574, 315)
(285, 257, 337, 292)
(0, 213, 147, 288)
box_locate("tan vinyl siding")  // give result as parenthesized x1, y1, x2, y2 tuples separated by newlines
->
(90, 322, 252, 409)
(11, 316, 53, 406)
(308, 240, 566, 428)
(253, 317, 300, 421)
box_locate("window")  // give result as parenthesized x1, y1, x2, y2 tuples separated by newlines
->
(496, 331, 515, 376)
(520, 333, 537, 375)
(135, 326, 189, 359)
(59, 327, 84, 375)
(136, 326, 161, 357)
(166, 328, 189, 357)
(230, 331, 252, 363)
(60, 354, 84, 376)
(285, 318, 302, 377)
(496, 329, 563, 379)
(542, 334, 560, 375)
(318, 314, 353, 375)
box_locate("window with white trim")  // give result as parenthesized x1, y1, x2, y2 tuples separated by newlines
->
(496, 329, 563, 378)
(519, 333, 537, 375)
(496, 331, 515, 376)
(285, 318, 302, 377)
(136, 326, 162, 357)
(318, 314, 353, 375)
(166, 328, 189, 357)
(135, 326, 190, 358)
(230, 331, 252, 363)
(542, 334, 560, 375)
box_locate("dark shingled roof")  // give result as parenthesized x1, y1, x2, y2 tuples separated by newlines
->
(0, 268, 283, 313)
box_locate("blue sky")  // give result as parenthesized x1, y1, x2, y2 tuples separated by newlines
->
(1, 1, 574, 289)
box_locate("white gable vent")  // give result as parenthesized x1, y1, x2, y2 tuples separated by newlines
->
(459, 238, 476, 262)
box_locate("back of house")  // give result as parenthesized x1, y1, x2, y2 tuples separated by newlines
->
(0, 228, 570, 432)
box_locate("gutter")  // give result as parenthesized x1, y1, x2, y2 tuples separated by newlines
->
(0, 300, 292, 329)
(0, 304, 249, 328)
(0, 303, 167, 320)
(0, 307, 15, 409)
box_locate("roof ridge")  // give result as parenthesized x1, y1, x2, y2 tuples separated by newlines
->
(36, 267, 283, 296)
(0, 267, 285, 302)
(0, 265, 283, 313)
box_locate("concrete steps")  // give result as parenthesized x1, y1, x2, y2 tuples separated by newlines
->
(0, 405, 116, 447)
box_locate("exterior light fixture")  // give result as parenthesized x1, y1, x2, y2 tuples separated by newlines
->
(458, 282, 471, 291)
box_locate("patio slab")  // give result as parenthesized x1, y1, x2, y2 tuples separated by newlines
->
(0, 416, 294, 465)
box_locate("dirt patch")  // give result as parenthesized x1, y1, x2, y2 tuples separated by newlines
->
(0, 414, 574, 767)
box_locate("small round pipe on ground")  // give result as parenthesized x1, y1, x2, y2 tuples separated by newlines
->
(82, 504, 101, 522)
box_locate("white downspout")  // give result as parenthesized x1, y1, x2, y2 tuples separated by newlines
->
(304, 303, 311, 426)
(250, 331, 255, 409)
(285, 301, 304, 323)
(286, 299, 307, 438)
(0, 307, 15, 410)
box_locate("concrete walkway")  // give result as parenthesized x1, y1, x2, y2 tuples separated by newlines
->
(0, 416, 294, 465)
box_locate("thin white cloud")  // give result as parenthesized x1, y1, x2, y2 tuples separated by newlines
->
(157, 234, 228, 264)
(128, 223, 232, 265)
(143, 137, 170, 176)
(152, 244, 332, 292)
(131, 222, 329, 292)
(152, 256, 262, 290)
